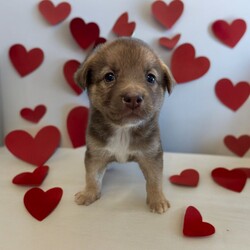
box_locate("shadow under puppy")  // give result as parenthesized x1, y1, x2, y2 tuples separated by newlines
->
(75, 37, 174, 214)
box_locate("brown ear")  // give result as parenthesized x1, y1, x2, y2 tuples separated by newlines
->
(160, 60, 175, 94)
(74, 53, 95, 90)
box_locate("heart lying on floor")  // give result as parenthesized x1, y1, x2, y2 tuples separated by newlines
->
(169, 169, 199, 187)
(12, 166, 49, 186)
(183, 206, 215, 237)
(211, 167, 247, 192)
(24, 187, 63, 221)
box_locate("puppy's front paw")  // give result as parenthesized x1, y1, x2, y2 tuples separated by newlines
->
(147, 195, 170, 214)
(75, 190, 101, 206)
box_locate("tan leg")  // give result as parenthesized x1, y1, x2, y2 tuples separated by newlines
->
(137, 154, 170, 214)
(75, 150, 109, 206)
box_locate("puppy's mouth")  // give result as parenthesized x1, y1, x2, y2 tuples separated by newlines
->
(107, 108, 147, 126)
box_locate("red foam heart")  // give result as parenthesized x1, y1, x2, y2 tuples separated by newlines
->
(5, 126, 61, 166)
(183, 206, 215, 237)
(211, 168, 247, 192)
(9, 44, 44, 77)
(212, 19, 247, 48)
(169, 169, 199, 187)
(20, 105, 47, 123)
(224, 135, 250, 157)
(159, 34, 181, 50)
(171, 43, 210, 83)
(152, 0, 184, 29)
(63, 60, 82, 95)
(112, 12, 136, 37)
(13, 166, 49, 186)
(70, 17, 100, 50)
(67, 106, 88, 148)
(38, 0, 71, 25)
(215, 79, 250, 111)
(24, 187, 63, 221)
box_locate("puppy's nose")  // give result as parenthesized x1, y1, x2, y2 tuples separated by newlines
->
(122, 94, 144, 109)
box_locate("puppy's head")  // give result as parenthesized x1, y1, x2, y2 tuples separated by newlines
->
(75, 38, 174, 126)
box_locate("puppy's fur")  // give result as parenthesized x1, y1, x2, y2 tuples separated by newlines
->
(75, 38, 174, 214)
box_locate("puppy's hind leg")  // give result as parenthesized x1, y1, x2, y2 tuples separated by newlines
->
(75, 150, 109, 206)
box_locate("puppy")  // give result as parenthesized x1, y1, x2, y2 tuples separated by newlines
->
(74, 38, 174, 214)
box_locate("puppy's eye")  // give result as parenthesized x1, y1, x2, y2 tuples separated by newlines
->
(104, 72, 115, 83)
(146, 73, 156, 84)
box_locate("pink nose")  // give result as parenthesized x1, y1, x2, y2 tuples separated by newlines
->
(122, 94, 144, 110)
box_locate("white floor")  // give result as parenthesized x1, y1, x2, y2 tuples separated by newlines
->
(1, 147, 250, 250)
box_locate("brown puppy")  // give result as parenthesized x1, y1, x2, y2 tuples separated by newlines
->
(74, 38, 174, 214)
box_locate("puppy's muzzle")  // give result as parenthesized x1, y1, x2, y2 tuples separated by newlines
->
(122, 93, 144, 110)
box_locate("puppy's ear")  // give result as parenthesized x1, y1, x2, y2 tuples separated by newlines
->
(74, 54, 94, 90)
(160, 60, 175, 94)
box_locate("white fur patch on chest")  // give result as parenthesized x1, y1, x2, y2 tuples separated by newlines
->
(105, 127, 132, 163)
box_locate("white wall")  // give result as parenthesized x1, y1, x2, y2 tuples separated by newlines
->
(0, 0, 249, 156)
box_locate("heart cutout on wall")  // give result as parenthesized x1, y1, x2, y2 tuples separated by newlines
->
(152, 0, 184, 29)
(224, 135, 250, 157)
(169, 169, 199, 187)
(211, 168, 247, 192)
(215, 79, 250, 111)
(5, 126, 61, 166)
(67, 106, 89, 148)
(63, 60, 82, 95)
(9, 44, 44, 77)
(38, 0, 71, 25)
(70, 17, 100, 50)
(171, 43, 210, 83)
(13, 166, 49, 186)
(20, 105, 47, 123)
(24, 187, 63, 221)
(112, 12, 136, 37)
(159, 34, 181, 50)
(183, 206, 215, 237)
(212, 19, 247, 48)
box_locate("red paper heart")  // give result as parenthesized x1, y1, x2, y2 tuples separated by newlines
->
(24, 187, 63, 221)
(67, 106, 88, 148)
(171, 43, 210, 83)
(112, 12, 136, 37)
(152, 0, 184, 29)
(215, 79, 250, 111)
(20, 105, 47, 123)
(224, 135, 250, 157)
(63, 60, 82, 95)
(212, 19, 247, 48)
(5, 126, 61, 166)
(38, 0, 71, 25)
(9, 44, 44, 77)
(13, 166, 49, 186)
(159, 34, 181, 50)
(70, 18, 100, 50)
(183, 206, 215, 237)
(211, 168, 247, 192)
(169, 169, 199, 187)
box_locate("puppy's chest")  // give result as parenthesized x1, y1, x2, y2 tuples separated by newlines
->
(105, 128, 134, 163)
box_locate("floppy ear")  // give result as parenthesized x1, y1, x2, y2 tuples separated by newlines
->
(74, 54, 95, 90)
(160, 60, 176, 94)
